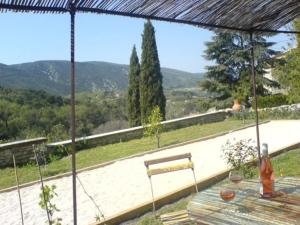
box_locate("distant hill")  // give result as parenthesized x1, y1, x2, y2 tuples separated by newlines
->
(0, 60, 203, 96)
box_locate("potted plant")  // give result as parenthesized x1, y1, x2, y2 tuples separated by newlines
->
(232, 92, 243, 112)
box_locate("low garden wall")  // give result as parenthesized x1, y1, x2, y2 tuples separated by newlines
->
(0, 111, 228, 167)
(0, 137, 47, 167)
(47, 110, 229, 152)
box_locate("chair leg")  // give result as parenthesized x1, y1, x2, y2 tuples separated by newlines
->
(149, 176, 156, 216)
(192, 169, 198, 193)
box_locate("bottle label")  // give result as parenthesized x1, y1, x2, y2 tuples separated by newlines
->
(259, 184, 263, 196)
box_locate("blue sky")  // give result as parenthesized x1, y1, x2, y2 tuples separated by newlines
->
(0, 12, 293, 73)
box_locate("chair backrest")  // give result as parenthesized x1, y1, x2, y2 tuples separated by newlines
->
(144, 152, 198, 214)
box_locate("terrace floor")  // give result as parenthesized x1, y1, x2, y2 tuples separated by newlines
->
(1, 120, 300, 225)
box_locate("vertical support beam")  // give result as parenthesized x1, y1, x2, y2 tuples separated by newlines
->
(249, 32, 261, 164)
(70, 4, 77, 225)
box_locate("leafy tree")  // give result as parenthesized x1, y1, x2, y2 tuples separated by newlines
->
(127, 45, 141, 127)
(273, 19, 300, 103)
(273, 51, 300, 103)
(143, 106, 164, 148)
(201, 32, 280, 103)
(0, 100, 20, 139)
(140, 20, 166, 122)
(0, 87, 128, 142)
(0, 100, 14, 129)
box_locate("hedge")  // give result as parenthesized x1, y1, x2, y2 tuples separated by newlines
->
(257, 94, 289, 108)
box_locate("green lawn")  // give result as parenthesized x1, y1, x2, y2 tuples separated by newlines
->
(0, 119, 255, 190)
(135, 148, 300, 225)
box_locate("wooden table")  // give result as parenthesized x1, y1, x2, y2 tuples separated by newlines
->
(187, 177, 300, 225)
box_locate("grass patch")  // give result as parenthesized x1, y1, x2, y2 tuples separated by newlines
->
(133, 148, 300, 225)
(0, 119, 255, 190)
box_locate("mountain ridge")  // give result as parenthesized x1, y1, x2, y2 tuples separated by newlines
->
(0, 60, 203, 96)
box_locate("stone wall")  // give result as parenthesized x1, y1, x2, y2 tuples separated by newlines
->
(0, 111, 228, 167)
(47, 110, 228, 152)
(0, 137, 47, 167)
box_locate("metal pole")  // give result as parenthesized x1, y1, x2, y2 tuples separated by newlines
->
(249, 32, 261, 164)
(70, 3, 77, 224)
(12, 154, 24, 225)
(33, 148, 51, 225)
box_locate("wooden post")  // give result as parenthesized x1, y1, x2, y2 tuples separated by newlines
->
(249, 32, 261, 165)
(12, 154, 24, 225)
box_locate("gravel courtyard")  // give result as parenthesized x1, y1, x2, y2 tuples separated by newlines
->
(1, 120, 300, 225)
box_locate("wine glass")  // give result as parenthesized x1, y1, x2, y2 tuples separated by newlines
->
(229, 170, 243, 185)
(229, 170, 244, 203)
(220, 189, 236, 201)
(219, 171, 243, 203)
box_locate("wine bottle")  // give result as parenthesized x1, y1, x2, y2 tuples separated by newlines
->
(259, 143, 274, 198)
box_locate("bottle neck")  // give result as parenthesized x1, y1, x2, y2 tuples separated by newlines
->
(262, 154, 269, 159)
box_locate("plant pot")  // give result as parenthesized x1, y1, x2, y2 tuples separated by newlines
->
(232, 99, 241, 112)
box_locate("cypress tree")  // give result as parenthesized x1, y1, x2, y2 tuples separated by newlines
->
(140, 20, 166, 122)
(127, 45, 141, 127)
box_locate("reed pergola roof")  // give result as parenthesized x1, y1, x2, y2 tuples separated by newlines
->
(1, 0, 300, 33)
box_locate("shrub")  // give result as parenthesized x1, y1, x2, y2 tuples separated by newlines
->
(211, 97, 234, 110)
(93, 120, 128, 134)
(47, 124, 69, 143)
(222, 139, 257, 178)
(32, 143, 48, 166)
(231, 105, 300, 121)
(48, 145, 71, 162)
(196, 99, 211, 113)
(143, 106, 164, 148)
(256, 94, 289, 109)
